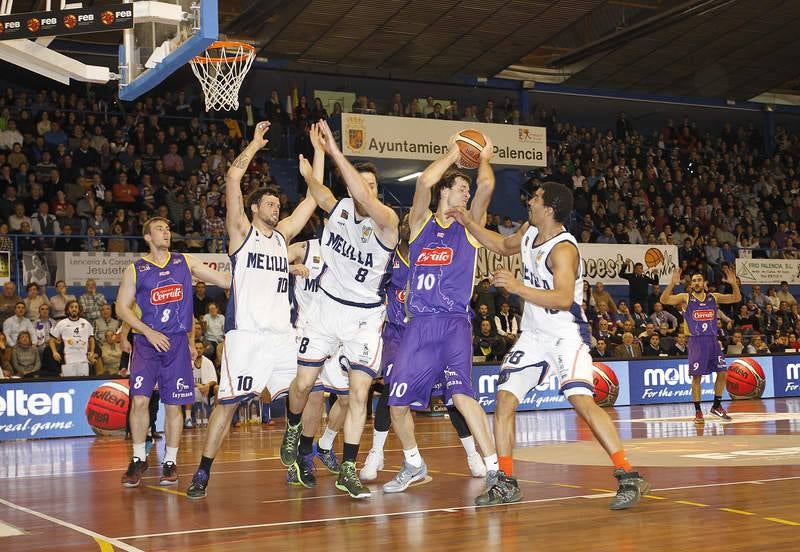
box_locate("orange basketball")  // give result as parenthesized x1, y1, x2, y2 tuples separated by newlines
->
(85, 380, 130, 434)
(592, 362, 620, 407)
(455, 129, 487, 169)
(644, 247, 664, 269)
(726, 357, 766, 400)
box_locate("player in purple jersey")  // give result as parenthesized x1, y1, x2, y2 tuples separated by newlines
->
(360, 215, 485, 481)
(660, 267, 741, 423)
(384, 134, 500, 502)
(116, 216, 231, 488)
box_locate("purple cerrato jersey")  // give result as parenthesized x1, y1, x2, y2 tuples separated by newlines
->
(406, 212, 479, 318)
(684, 292, 718, 336)
(386, 249, 410, 328)
(133, 253, 194, 335)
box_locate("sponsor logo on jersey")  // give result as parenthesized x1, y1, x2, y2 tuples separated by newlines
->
(341, 210, 349, 220)
(172, 257, 183, 265)
(692, 309, 715, 321)
(361, 226, 373, 243)
(150, 284, 184, 305)
(159, 271, 170, 276)
(138, 263, 151, 272)
(395, 289, 407, 303)
(416, 246, 453, 266)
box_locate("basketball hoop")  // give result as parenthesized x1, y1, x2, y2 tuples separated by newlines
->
(190, 41, 256, 111)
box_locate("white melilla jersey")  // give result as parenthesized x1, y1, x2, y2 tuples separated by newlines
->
(519, 225, 591, 345)
(226, 226, 291, 334)
(292, 238, 325, 327)
(319, 198, 393, 308)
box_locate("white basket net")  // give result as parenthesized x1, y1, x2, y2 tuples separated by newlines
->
(190, 41, 255, 111)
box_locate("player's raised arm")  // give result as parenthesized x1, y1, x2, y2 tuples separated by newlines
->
(713, 266, 742, 305)
(410, 135, 460, 236)
(447, 206, 527, 256)
(317, 120, 398, 242)
(494, 241, 578, 311)
(468, 136, 495, 225)
(115, 264, 170, 352)
(660, 268, 688, 306)
(184, 254, 232, 289)
(226, 121, 270, 241)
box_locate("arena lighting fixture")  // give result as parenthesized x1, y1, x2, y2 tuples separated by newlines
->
(398, 172, 423, 182)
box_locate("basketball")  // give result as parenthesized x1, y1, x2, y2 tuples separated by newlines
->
(85, 380, 130, 434)
(592, 362, 620, 406)
(455, 129, 487, 169)
(726, 357, 766, 400)
(63, 14, 77, 29)
(644, 247, 664, 268)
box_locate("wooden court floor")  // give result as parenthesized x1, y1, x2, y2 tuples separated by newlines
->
(1, 398, 799, 551)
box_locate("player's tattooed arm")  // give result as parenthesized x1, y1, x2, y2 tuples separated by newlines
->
(660, 268, 687, 306)
(446, 207, 527, 256)
(226, 121, 270, 238)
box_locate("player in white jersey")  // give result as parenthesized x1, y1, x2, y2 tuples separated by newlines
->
(187, 121, 318, 499)
(284, 238, 350, 487)
(49, 300, 95, 377)
(451, 182, 650, 509)
(280, 121, 398, 499)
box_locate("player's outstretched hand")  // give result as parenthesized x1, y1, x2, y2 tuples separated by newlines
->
(289, 264, 310, 278)
(493, 269, 521, 294)
(145, 329, 171, 352)
(298, 154, 313, 181)
(252, 121, 271, 149)
(722, 265, 736, 284)
(317, 120, 339, 155)
(445, 206, 473, 227)
(670, 268, 681, 286)
(480, 135, 494, 161)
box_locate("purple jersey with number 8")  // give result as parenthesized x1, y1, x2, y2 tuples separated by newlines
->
(133, 253, 194, 335)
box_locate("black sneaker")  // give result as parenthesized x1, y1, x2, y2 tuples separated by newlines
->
(474, 470, 522, 506)
(287, 453, 316, 488)
(121, 457, 149, 488)
(335, 460, 371, 499)
(314, 444, 340, 474)
(610, 469, 651, 510)
(160, 462, 178, 486)
(186, 469, 209, 500)
(280, 422, 303, 467)
(709, 405, 732, 421)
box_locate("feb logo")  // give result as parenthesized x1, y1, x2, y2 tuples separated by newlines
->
(27, 18, 40, 32)
(416, 246, 453, 266)
(592, 362, 619, 407)
(150, 284, 184, 305)
(63, 14, 77, 29)
(726, 357, 766, 400)
(100, 11, 115, 25)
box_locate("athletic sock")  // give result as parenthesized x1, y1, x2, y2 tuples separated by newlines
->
(694, 402, 702, 413)
(164, 446, 178, 464)
(199, 455, 214, 475)
(343, 442, 360, 463)
(287, 409, 302, 427)
(299, 434, 314, 456)
(371, 430, 389, 453)
(610, 450, 632, 472)
(713, 395, 722, 408)
(460, 435, 478, 456)
(403, 447, 423, 468)
(483, 453, 499, 473)
(498, 455, 514, 476)
(133, 442, 146, 461)
(318, 427, 338, 451)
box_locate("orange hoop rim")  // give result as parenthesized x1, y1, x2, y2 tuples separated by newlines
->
(192, 41, 256, 64)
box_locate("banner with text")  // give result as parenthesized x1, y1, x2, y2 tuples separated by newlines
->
(473, 243, 678, 285)
(55, 252, 231, 286)
(340, 113, 546, 167)
(736, 258, 800, 284)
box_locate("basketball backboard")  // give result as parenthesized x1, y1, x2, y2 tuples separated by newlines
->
(0, 0, 217, 101)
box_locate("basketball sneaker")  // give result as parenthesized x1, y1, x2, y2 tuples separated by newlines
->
(121, 457, 149, 488)
(474, 470, 521, 506)
(694, 411, 705, 425)
(287, 454, 316, 488)
(186, 470, 209, 500)
(383, 460, 427, 493)
(709, 405, 732, 420)
(609, 469, 651, 510)
(467, 451, 487, 478)
(160, 462, 178, 486)
(280, 421, 303, 467)
(359, 449, 384, 481)
(313, 444, 340, 474)
(335, 461, 371, 499)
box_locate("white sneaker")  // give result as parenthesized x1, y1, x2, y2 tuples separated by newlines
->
(359, 450, 384, 481)
(467, 452, 486, 478)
